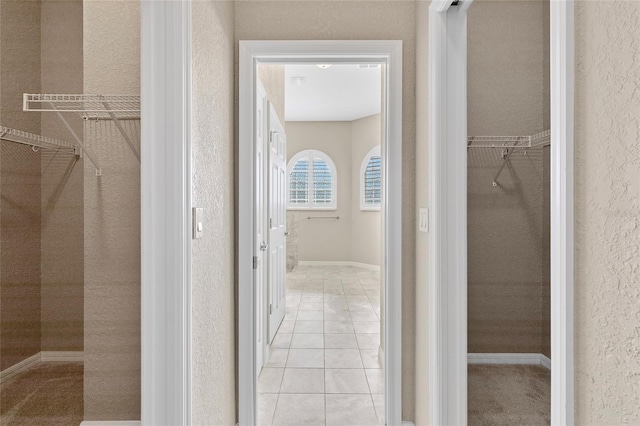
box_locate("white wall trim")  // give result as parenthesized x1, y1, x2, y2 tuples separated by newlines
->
(468, 353, 552, 371)
(239, 40, 403, 426)
(80, 422, 141, 426)
(0, 353, 41, 384)
(40, 351, 84, 362)
(428, 2, 470, 424)
(298, 260, 380, 271)
(141, 0, 192, 425)
(550, 0, 575, 424)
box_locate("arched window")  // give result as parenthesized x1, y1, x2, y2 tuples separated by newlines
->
(287, 149, 337, 210)
(360, 146, 382, 210)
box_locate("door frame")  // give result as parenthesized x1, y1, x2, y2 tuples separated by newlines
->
(141, 0, 192, 424)
(238, 40, 403, 426)
(428, 0, 575, 424)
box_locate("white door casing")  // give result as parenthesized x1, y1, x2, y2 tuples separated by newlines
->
(267, 102, 287, 342)
(255, 83, 268, 374)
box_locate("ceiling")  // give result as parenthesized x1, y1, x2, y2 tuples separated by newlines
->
(284, 64, 382, 122)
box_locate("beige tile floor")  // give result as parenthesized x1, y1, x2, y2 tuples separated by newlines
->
(258, 265, 384, 426)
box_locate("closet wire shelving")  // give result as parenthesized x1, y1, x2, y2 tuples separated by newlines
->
(0, 125, 80, 157)
(467, 129, 551, 186)
(23, 94, 142, 175)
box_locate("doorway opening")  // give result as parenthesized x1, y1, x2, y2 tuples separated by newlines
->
(238, 41, 403, 426)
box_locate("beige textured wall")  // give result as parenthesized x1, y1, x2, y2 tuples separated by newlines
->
(40, 0, 84, 353)
(467, 0, 550, 354)
(236, 2, 417, 418)
(414, 1, 429, 424)
(574, 0, 640, 422)
(83, 0, 140, 420)
(0, 0, 42, 371)
(351, 113, 381, 266)
(191, 1, 236, 424)
(286, 121, 354, 262)
(258, 64, 285, 126)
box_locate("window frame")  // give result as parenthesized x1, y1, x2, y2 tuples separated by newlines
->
(360, 146, 382, 211)
(286, 149, 338, 210)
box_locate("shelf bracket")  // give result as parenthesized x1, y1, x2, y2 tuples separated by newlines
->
(101, 98, 141, 163)
(50, 104, 102, 176)
(492, 142, 520, 187)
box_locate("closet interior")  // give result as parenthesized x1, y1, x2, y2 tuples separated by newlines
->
(466, 1, 551, 425)
(0, 1, 141, 424)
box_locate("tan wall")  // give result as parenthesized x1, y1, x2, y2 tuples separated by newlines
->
(258, 64, 285, 126)
(83, 0, 140, 420)
(0, 0, 42, 371)
(467, 0, 550, 354)
(236, 1, 417, 418)
(574, 0, 640, 422)
(286, 121, 354, 262)
(351, 113, 381, 266)
(40, 0, 84, 353)
(191, 1, 236, 424)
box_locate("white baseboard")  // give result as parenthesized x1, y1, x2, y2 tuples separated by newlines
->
(0, 353, 41, 384)
(41, 351, 84, 362)
(298, 260, 381, 271)
(80, 422, 141, 426)
(468, 353, 551, 370)
(0, 351, 84, 384)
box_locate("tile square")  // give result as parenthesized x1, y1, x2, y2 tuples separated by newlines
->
(324, 321, 354, 334)
(280, 368, 325, 393)
(297, 310, 324, 321)
(324, 334, 358, 349)
(353, 321, 380, 334)
(299, 302, 324, 311)
(351, 311, 379, 322)
(258, 368, 284, 393)
(294, 320, 323, 334)
(360, 349, 382, 369)
(365, 368, 384, 394)
(272, 394, 325, 426)
(324, 311, 351, 322)
(372, 393, 385, 424)
(258, 393, 278, 426)
(287, 349, 324, 368)
(356, 333, 380, 349)
(290, 334, 324, 349)
(266, 348, 289, 367)
(325, 368, 370, 393)
(325, 394, 379, 426)
(278, 320, 295, 333)
(325, 349, 363, 368)
(272, 333, 292, 349)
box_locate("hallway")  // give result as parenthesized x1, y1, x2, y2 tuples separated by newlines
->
(257, 265, 384, 426)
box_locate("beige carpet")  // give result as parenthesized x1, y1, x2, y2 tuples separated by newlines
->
(0, 362, 83, 426)
(469, 364, 551, 426)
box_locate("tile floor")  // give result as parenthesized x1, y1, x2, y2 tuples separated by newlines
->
(258, 265, 384, 426)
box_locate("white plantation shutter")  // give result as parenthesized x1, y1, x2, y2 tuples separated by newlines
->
(360, 146, 382, 210)
(287, 150, 337, 209)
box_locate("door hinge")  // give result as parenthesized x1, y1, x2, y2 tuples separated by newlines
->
(253, 256, 258, 269)
(269, 217, 273, 228)
(269, 130, 276, 143)
(269, 304, 273, 315)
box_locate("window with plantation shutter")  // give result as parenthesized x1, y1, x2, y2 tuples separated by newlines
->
(360, 146, 382, 210)
(287, 150, 337, 210)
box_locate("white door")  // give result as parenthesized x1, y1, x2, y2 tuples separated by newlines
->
(267, 102, 287, 342)
(255, 83, 268, 373)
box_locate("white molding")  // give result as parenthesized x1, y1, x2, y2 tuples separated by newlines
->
(239, 40, 403, 426)
(141, 1, 192, 425)
(428, 3, 470, 425)
(550, 2, 575, 425)
(0, 353, 41, 384)
(468, 353, 551, 370)
(378, 345, 385, 368)
(298, 260, 380, 271)
(40, 351, 84, 362)
(80, 422, 141, 426)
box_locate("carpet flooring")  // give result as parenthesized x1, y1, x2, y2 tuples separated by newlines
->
(0, 362, 83, 426)
(469, 364, 551, 425)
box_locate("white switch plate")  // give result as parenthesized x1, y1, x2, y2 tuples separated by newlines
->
(193, 207, 204, 239)
(419, 208, 429, 233)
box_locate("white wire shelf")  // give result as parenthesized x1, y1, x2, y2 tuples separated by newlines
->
(23, 93, 140, 120)
(468, 129, 551, 149)
(0, 125, 79, 155)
